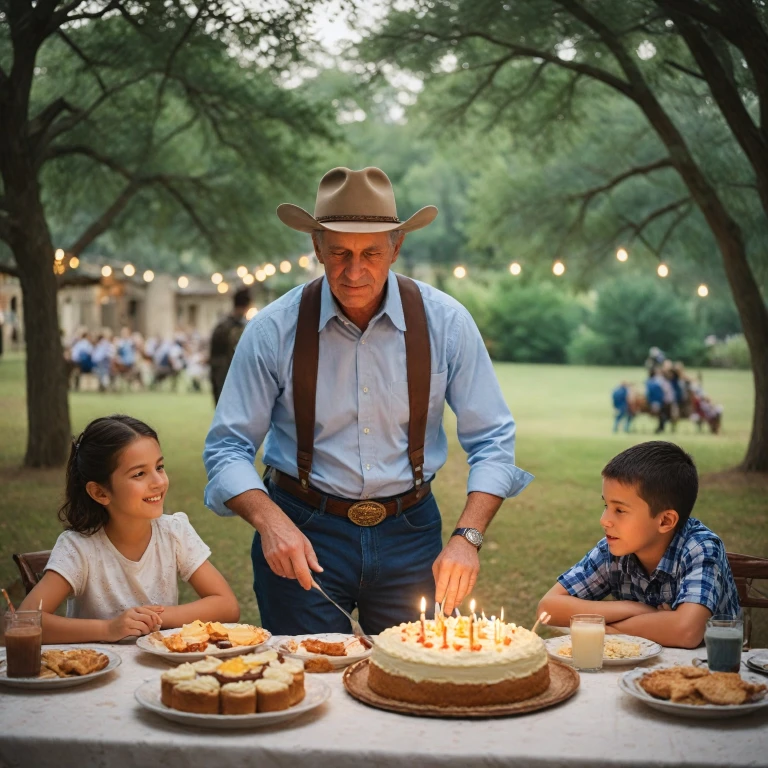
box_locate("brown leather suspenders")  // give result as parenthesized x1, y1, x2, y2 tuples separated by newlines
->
(292, 274, 431, 495)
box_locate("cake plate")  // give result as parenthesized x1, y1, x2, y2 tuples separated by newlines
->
(343, 658, 579, 718)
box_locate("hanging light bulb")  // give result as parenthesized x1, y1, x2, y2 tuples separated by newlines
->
(178, 276, 189, 289)
(657, 264, 669, 278)
(509, 262, 521, 276)
(242, 273, 254, 285)
(123, 264, 135, 277)
(255, 269, 266, 282)
(453, 266, 467, 279)
(211, 272, 223, 285)
(616, 248, 628, 262)
(101, 265, 113, 277)
(246, 307, 258, 320)
(69, 256, 80, 269)
(217, 282, 229, 294)
(143, 270, 155, 283)
(298, 255, 310, 269)
(697, 284, 709, 297)
(280, 260, 292, 273)
(55, 249, 65, 261)
(264, 263, 276, 276)
(552, 261, 565, 276)
(236, 266, 248, 278)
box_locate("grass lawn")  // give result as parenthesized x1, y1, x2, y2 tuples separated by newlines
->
(1, 353, 766, 645)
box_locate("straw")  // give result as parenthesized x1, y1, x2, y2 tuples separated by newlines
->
(1, 589, 15, 614)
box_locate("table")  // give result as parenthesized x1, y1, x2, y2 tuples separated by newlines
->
(1, 643, 766, 768)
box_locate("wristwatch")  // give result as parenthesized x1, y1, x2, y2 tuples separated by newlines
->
(452, 527, 483, 551)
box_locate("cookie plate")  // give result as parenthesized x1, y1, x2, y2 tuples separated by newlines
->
(545, 634, 662, 666)
(619, 666, 768, 719)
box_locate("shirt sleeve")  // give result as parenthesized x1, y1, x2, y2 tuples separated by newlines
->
(45, 531, 88, 596)
(672, 538, 726, 614)
(203, 318, 281, 516)
(557, 540, 612, 600)
(444, 308, 534, 499)
(170, 513, 212, 582)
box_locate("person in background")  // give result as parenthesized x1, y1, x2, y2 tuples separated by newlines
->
(209, 287, 251, 405)
(92, 329, 115, 392)
(70, 329, 94, 390)
(611, 381, 633, 433)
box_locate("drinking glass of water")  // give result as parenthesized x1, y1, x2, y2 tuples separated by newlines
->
(704, 615, 743, 673)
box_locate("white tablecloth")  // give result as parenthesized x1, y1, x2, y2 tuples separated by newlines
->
(0, 642, 766, 768)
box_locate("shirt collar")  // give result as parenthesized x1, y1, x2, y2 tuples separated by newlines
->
(653, 518, 694, 576)
(318, 271, 407, 332)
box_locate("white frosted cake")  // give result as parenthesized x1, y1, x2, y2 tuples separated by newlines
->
(368, 616, 550, 707)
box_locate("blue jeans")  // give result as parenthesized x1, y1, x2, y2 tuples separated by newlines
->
(251, 480, 444, 635)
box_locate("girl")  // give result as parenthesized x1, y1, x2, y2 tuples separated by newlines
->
(20, 415, 240, 643)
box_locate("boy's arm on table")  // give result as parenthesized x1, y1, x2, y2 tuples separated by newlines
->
(538, 583, 657, 626)
(606, 602, 711, 648)
(20, 572, 161, 643)
(157, 560, 240, 628)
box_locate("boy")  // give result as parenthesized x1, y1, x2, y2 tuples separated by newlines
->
(538, 441, 740, 648)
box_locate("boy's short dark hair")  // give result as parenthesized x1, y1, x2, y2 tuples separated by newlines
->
(602, 441, 698, 530)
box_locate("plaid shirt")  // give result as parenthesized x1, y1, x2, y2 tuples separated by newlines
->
(557, 518, 741, 617)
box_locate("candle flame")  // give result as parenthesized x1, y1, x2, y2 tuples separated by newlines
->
(469, 598, 476, 613)
(500, 607, 504, 622)
(420, 596, 426, 612)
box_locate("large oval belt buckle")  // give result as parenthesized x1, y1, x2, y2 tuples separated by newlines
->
(347, 500, 387, 527)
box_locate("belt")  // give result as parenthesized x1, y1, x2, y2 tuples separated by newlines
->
(269, 469, 431, 527)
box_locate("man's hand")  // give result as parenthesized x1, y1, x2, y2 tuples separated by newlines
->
(433, 536, 480, 616)
(226, 489, 323, 591)
(258, 503, 323, 590)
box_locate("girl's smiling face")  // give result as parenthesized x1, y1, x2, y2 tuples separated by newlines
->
(86, 436, 168, 520)
(600, 477, 678, 561)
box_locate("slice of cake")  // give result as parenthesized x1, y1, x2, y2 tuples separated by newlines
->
(161, 663, 196, 707)
(254, 679, 292, 712)
(171, 676, 221, 714)
(368, 616, 550, 707)
(221, 681, 257, 714)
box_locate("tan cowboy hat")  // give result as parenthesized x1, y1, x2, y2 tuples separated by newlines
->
(276, 166, 438, 234)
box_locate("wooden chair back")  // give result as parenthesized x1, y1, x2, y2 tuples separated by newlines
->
(726, 551, 768, 649)
(12, 551, 51, 595)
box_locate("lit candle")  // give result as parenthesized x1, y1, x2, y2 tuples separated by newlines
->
(499, 607, 504, 644)
(469, 599, 476, 649)
(420, 596, 426, 641)
(491, 615, 498, 644)
(470, 599, 477, 622)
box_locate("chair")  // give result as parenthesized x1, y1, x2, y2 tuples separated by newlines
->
(726, 551, 768, 649)
(12, 551, 51, 595)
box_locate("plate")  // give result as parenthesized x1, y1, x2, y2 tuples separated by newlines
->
(276, 633, 372, 670)
(136, 624, 271, 665)
(545, 634, 662, 667)
(0, 646, 122, 690)
(134, 676, 331, 729)
(745, 652, 768, 676)
(619, 666, 768, 719)
(343, 658, 579, 719)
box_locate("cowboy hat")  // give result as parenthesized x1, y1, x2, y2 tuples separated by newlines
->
(276, 166, 438, 234)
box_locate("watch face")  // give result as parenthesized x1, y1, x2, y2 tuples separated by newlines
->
(466, 528, 483, 547)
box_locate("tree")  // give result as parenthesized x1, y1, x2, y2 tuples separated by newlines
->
(362, 0, 768, 471)
(0, 0, 331, 467)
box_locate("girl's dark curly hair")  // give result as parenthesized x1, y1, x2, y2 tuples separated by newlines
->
(58, 414, 159, 535)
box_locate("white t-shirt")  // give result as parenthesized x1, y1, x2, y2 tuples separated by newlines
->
(46, 512, 211, 620)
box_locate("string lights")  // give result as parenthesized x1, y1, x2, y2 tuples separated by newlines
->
(509, 262, 521, 276)
(657, 264, 669, 278)
(552, 261, 565, 276)
(453, 266, 467, 278)
(616, 248, 628, 262)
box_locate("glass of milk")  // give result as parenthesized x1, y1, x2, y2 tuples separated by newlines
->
(570, 614, 605, 671)
(705, 615, 743, 672)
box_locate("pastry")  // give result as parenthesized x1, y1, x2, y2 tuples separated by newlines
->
(254, 679, 292, 712)
(171, 676, 220, 714)
(263, 665, 302, 705)
(191, 656, 222, 675)
(161, 663, 197, 707)
(213, 656, 263, 684)
(221, 681, 257, 715)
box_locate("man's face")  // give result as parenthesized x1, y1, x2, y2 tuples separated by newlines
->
(313, 230, 402, 314)
(600, 477, 678, 559)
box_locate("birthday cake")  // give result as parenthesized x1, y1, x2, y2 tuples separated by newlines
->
(368, 616, 550, 707)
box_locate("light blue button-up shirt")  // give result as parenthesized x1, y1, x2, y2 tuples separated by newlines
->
(203, 271, 533, 515)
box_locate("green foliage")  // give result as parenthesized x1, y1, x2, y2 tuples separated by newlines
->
(567, 277, 704, 366)
(707, 335, 752, 370)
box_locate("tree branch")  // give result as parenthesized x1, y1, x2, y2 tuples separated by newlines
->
(664, 59, 706, 80)
(56, 30, 109, 93)
(68, 180, 143, 256)
(619, 197, 693, 255)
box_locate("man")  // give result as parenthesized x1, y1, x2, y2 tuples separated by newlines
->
(203, 167, 532, 635)
(209, 287, 251, 404)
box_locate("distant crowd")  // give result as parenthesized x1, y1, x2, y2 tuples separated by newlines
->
(64, 326, 209, 393)
(612, 347, 723, 434)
